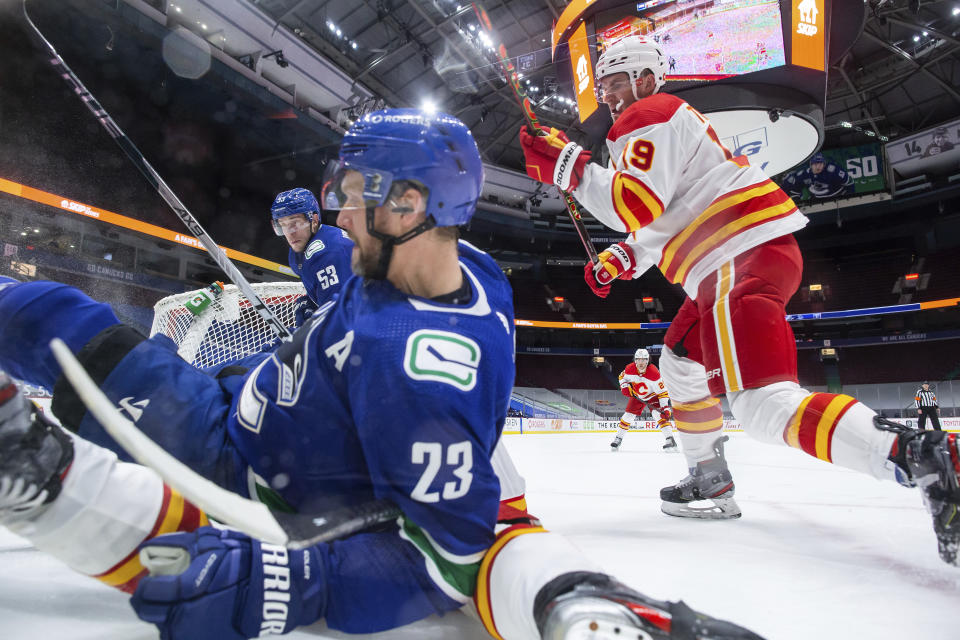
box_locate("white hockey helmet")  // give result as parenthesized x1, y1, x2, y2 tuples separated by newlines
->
(634, 348, 650, 362)
(595, 36, 668, 99)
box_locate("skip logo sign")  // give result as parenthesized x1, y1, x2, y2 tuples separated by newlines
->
(796, 0, 818, 35)
(576, 55, 589, 94)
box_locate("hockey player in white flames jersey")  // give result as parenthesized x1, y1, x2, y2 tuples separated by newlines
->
(0, 109, 765, 640)
(611, 348, 678, 452)
(519, 35, 960, 564)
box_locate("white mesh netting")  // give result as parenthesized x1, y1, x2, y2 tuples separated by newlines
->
(150, 282, 306, 369)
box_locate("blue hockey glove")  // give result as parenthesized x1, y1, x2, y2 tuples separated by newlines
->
(292, 295, 318, 328)
(131, 526, 325, 640)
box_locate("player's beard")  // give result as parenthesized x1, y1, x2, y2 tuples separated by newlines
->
(350, 234, 388, 280)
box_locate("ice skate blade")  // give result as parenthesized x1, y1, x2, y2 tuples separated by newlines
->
(660, 495, 741, 520)
(551, 616, 657, 640)
(662, 445, 679, 454)
(541, 596, 659, 640)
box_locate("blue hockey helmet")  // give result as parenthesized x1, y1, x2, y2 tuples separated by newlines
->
(270, 188, 320, 235)
(321, 108, 484, 228)
(810, 152, 826, 165)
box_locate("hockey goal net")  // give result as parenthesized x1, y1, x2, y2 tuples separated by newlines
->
(150, 282, 306, 369)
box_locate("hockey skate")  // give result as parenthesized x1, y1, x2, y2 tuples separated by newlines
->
(662, 436, 678, 453)
(0, 373, 74, 518)
(660, 436, 741, 519)
(610, 435, 623, 451)
(875, 416, 960, 565)
(535, 571, 765, 640)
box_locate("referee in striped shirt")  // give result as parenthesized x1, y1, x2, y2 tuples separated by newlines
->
(915, 381, 941, 431)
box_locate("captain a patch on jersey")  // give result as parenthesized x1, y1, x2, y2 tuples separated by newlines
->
(403, 329, 481, 391)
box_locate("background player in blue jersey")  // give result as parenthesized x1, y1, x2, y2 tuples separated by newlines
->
(782, 152, 854, 200)
(0, 110, 763, 640)
(270, 187, 353, 326)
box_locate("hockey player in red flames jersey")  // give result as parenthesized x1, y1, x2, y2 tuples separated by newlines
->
(518, 34, 960, 564)
(612, 348, 678, 453)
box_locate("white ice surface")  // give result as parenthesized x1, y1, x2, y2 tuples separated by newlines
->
(2, 432, 959, 639)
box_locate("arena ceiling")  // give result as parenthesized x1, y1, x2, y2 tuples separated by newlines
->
(245, 0, 960, 169)
(4, 0, 960, 264)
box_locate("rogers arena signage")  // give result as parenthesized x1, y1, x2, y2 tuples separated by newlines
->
(518, 418, 745, 433)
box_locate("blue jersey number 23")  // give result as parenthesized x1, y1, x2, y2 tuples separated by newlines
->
(410, 441, 473, 502)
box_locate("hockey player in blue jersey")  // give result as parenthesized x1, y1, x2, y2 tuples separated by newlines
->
(270, 187, 353, 324)
(0, 109, 766, 640)
(0, 108, 510, 636)
(782, 152, 854, 200)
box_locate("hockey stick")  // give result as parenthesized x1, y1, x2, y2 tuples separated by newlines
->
(50, 339, 401, 550)
(20, 1, 291, 342)
(470, 2, 599, 264)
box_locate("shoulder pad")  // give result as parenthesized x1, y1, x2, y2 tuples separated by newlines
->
(644, 364, 661, 380)
(608, 94, 685, 143)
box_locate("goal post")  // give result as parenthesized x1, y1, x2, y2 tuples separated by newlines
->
(151, 282, 306, 369)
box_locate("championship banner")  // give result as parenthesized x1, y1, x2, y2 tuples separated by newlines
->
(775, 143, 886, 202)
(885, 118, 960, 180)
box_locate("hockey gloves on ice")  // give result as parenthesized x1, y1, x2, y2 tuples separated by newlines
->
(584, 242, 638, 298)
(518, 126, 591, 192)
(132, 526, 324, 640)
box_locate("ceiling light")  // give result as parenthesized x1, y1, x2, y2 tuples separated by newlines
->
(953, 7, 959, 15)
(922, 30, 928, 36)
(421, 99, 437, 114)
(841, 121, 852, 128)
(351, 41, 357, 49)
(864, 130, 876, 136)
(913, 35, 920, 41)
(327, 20, 336, 32)
(469, 23, 476, 31)
(336, 28, 342, 37)
(200, 23, 207, 30)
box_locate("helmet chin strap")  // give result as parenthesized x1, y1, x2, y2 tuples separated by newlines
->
(364, 206, 437, 281)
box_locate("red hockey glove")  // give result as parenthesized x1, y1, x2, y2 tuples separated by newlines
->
(518, 126, 591, 192)
(659, 406, 673, 422)
(584, 242, 637, 298)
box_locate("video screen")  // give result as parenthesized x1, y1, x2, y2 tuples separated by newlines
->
(595, 0, 786, 80)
